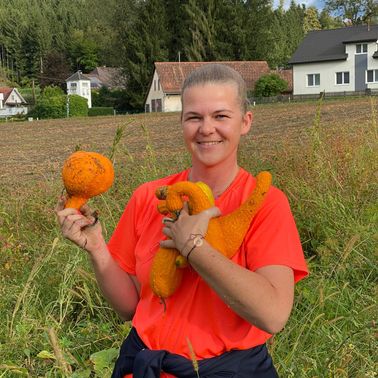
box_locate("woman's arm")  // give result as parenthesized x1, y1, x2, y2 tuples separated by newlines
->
(160, 206, 294, 334)
(56, 199, 139, 321)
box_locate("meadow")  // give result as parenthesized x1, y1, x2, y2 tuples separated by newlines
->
(0, 97, 377, 377)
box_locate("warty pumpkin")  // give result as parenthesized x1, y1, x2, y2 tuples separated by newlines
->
(150, 171, 272, 299)
(62, 151, 114, 209)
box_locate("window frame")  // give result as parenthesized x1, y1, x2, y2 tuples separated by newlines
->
(366, 69, 378, 83)
(356, 43, 368, 54)
(307, 73, 320, 87)
(335, 71, 350, 85)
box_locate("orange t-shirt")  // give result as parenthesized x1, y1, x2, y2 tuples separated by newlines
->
(108, 168, 308, 374)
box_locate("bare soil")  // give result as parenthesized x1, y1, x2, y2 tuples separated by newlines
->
(0, 97, 374, 186)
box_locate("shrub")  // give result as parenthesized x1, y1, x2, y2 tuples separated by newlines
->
(89, 107, 114, 116)
(254, 74, 288, 97)
(68, 94, 88, 117)
(31, 95, 66, 119)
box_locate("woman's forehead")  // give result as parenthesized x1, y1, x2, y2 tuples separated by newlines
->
(182, 82, 239, 105)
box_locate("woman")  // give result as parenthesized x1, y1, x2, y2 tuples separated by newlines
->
(56, 64, 308, 377)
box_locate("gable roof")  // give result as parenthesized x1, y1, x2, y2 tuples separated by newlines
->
(154, 61, 271, 94)
(66, 70, 91, 82)
(0, 87, 27, 104)
(289, 25, 378, 65)
(86, 67, 126, 89)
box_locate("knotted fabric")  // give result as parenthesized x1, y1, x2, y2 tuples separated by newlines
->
(111, 327, 279, 378)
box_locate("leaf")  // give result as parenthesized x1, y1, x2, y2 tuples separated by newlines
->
(90, 348, 119, 374)
(36, 350, 56, 359)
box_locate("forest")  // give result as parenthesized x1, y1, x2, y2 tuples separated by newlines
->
(0, 0, 376, 110)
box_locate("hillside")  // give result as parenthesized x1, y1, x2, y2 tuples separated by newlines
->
(0, 97, 374, 186)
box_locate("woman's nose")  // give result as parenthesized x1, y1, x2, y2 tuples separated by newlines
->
(199, 117, 215, 134)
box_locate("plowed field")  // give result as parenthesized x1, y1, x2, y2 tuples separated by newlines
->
(0, 97, 374, 186)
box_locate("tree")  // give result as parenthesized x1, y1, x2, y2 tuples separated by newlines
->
(303, 7, 322, 33)
(325, 0, 378, 25)
(319, 9, 344, 29)
(254, 73, 288, 97)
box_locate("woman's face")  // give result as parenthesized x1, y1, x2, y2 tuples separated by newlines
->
(181, 82, 252, 170)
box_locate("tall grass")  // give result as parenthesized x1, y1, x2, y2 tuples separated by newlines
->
(0, 101, 377, 377)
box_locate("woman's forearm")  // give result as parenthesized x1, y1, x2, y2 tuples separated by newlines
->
(188, 241, 294, 334)
(88, 242, 140, 321)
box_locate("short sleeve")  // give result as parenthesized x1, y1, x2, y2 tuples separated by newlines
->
(243, 187, 308, 283)
(107, 191, 140, 275)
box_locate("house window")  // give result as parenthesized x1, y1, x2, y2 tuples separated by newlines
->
(366, 69, 378, 83)
(307, 73, 320, 87)
(154, 80, 156, 91)
(336, 71, 350, 85)
(356, 43, 368, 54)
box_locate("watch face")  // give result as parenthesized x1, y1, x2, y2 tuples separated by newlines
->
(193, 235, 204, 247)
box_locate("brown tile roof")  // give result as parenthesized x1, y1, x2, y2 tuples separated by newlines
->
(0, 87, 13, 101)
(155, 61, 271, 94)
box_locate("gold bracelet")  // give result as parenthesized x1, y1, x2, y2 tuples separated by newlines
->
(185, 234, 204, 261)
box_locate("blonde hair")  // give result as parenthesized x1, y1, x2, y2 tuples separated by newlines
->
(181, 63, 248, 113)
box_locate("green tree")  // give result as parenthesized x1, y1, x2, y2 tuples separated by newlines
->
(254, 73, 288, 97)
(319, 9, 344, 29)
(325, 0, 378, 25)
(303, 7, 322, 33)
(183, 0, 218, 61)
(116, 0, 169, 109)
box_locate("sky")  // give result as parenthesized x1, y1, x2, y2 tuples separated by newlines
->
(272, 0, 325, 10)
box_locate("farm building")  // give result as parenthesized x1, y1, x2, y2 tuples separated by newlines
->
(86, 66, 126, 90)
(289, 25, 378, 96)
(0, 87, 28, 118)
(66, 71, 92, 108)
(144, 61, 292, 113)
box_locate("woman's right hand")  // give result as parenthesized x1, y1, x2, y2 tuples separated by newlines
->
(55, 196, 106, 254)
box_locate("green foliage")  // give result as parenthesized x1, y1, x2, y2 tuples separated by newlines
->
(0, 98, 376, 376)
(32, 95, 66, 119)
(68, 94, 88, 117)
(325, 0, 378, 25)
(254, 74, 288, 97)
(89, 107, 114, 116)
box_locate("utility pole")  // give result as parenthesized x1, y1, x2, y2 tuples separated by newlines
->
(32, 79, 36, 105)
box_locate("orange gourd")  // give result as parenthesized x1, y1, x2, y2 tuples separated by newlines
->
(62, 151, 114, 209)
(150, 171, 272, 299)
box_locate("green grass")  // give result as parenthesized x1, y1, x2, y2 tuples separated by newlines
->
(0, 99, 377, 377)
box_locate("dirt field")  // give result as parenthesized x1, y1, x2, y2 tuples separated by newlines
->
(0, 97, 374, 186)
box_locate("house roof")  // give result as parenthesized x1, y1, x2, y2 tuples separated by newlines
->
(154, 61, 271, 94)
(86, 66, 126, 89)
(66, 70, 91, 82)
(0, 87, 27, 104)
(289, 25, 378, 65)
(0, 87, 13, 101)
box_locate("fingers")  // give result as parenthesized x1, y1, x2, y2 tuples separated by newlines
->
(160, 239, 176, 249)
(204, 206, 221, 219)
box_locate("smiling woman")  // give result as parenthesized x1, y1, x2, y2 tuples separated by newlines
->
(56, 63, 308, 378)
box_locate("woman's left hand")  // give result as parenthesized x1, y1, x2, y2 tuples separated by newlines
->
(160, 203, 221, 255)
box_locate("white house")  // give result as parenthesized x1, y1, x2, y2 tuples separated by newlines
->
(144, 61, 291, 113)
(289, 25, 378, 96)
(0, 87, 28, 118)
(66, 71, 92, 108)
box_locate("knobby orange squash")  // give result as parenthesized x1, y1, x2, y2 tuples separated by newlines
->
(150, 171, 272, 299)
(62, 151, 114, 209)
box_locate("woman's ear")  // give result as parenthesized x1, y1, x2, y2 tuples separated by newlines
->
(241, 111, 253, 135)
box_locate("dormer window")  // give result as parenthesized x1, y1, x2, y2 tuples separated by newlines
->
(356, 43, 368, 54)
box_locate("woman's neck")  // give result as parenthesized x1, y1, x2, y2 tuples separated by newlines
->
(189, 163, 240, 199)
